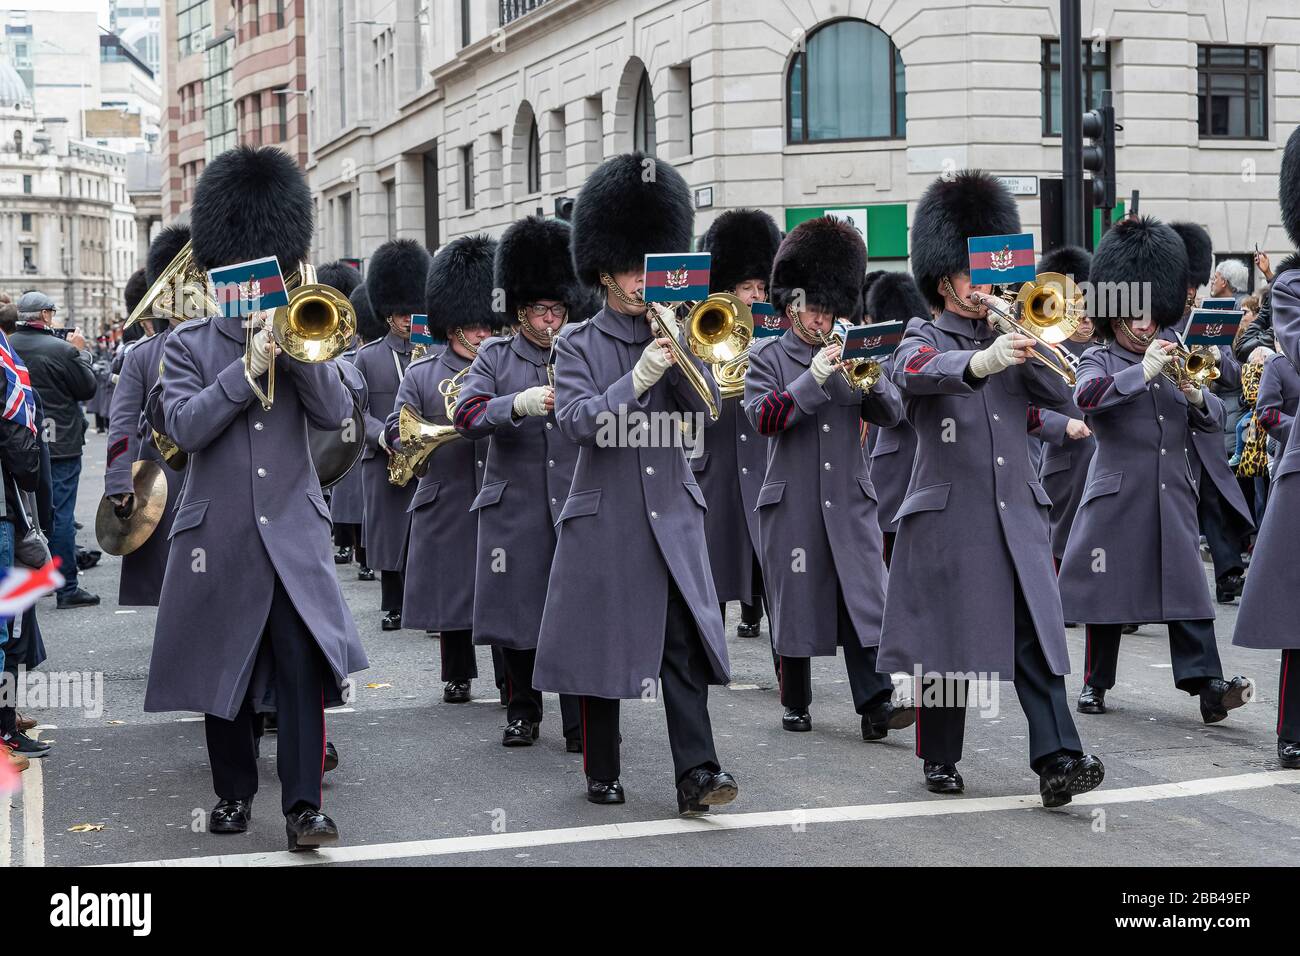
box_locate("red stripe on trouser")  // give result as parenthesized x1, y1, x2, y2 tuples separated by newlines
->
(1084, 626, 1093, 684)
(580, 698, 588, 774)
(1280, 652, 1292, 737)
(914, 698, 922, 758)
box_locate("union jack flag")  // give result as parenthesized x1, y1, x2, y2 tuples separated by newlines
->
(0, 329, 36, 434)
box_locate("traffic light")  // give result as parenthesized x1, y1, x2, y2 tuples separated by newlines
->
(554, 196, 575, 221)
(1082, 89, 1117, 211)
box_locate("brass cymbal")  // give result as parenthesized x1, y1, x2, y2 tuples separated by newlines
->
(95, 460, 168, 556)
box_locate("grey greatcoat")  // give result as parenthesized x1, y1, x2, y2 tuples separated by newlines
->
(354, 332, 416, 571)
(1057, 341, 1222, 624)
(691, 394, 766, 602)
(1236, 270, 1300, 650)
(389, 347, 487, 632)
(865, 356, 917, 536)
(327, 345, 366, 525)
(104, 330, 184, 606)
(1255, 352, 1300, 450)
(143, 315, 369, 719)
(743, 331, 903, 656)
(1030, 339, 1097, 560)
(455, 334, 578, 648)
(533, 307, 730, 699)
(878, 311, 1073, 678)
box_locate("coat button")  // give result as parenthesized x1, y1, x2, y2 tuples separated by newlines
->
(824, 500, 832, 509)
(823, 462, 831, 471)
(545, 422, 553, 430)
(257, 467, 267, 477)
(822, 424, 830, 432)
(741, 467, 748, 475)
(650, 510, 658, 519)
(477, 460, 484, 468)
(548, 459, 555, 468)
(1158, 414, 1165, 421)
(550, 497, 557, 505)
(259, 515, 269, 525)
(1160, 448, 1166, 455)
(253, 421, 264, 431)
(645, 466, 655, 475)
(1154, 382, 1162, 389)
(1160, 483, 1166, 490)
(999, 501, 1006, 510)
(996, 456, 1005, 466)
(739, 433, 748, 442)
(993, 414, 1000, 421)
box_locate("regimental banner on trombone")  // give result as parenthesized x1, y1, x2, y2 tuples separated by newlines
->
(967, 232, 1036, 286)
(842, 320, 906, 360)
(1198, 297, 1239, 312)
(1184, 309, 1243, 347)
(750, 302, 790, 338)
(410, 314, 433, 350)
(209, 256, 290, 320)
(643, 253, 711, 303)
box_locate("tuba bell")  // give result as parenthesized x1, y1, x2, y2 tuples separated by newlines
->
(387, 404, 461, 487)
(124, 239, 218, 329)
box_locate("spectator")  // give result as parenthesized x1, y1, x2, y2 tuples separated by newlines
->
(1210, 258, 1250, 306)
(9, 291, 99, 608)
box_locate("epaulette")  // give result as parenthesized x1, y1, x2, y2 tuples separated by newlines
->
(171, 317, 213, 338)
(557, 319, 588, 339)
(358, 337, 388, 352)
(408, 345, 447, 369)
(749, 335, 781, 356)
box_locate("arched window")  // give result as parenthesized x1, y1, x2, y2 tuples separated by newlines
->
(526, 115, 541, 194)
(788, 19, 906, 143)
(633, 70, 656, 155)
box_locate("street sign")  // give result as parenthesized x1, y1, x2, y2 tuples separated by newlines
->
(996, 176, 1039, 196)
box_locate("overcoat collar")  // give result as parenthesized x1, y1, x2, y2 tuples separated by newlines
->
(934, 309, 994, 343)
(386, 331, 412, 354)
(778, 329, 816, 367)
(592, 305, 653, 345)
(510, 332, 550, 366)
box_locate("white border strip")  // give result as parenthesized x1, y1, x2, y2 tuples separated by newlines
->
(100, 769, 1300, 868)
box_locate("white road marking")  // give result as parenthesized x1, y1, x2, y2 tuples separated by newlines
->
(0, 791, 10, 868)
(101, 769, 1300, 869)
(23, 728, 45, 867)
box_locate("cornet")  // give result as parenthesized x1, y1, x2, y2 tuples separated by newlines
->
(816, 329, 882, 391)
(1162, 343, 1220, 389)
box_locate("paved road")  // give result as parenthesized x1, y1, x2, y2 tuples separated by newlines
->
(5, 431, 1298, 867)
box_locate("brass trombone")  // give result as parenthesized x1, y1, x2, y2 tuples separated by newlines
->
(387, 404, 460, 487)
(244, 262, 356, 410)
(643, 293, 752, 419)
(979, 271, 1085, 384)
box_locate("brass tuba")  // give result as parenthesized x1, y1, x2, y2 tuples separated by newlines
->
(980, 271, 1085, 384)
(387, 404, 460, 487)
(124, 239, 217, 329)
(245, 262, 356, 410)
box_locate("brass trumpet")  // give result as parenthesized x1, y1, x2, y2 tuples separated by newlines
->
(1163, 343, 1220, 389)
(980, 271, 1085, 385)
(387, 404, 461, 487)
(816, 329, 882, 391)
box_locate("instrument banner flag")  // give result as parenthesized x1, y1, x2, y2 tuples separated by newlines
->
(968, 232, 1036, 286)
(842, 320, 906, 360)
(643, 252, 711, 303)
(1185, 309, 1243, 346)
(410, 314, 433, 349)
(209, 256, 289, 319)
(751, 302, 789, 338)
(1198, 297, 1239, 311)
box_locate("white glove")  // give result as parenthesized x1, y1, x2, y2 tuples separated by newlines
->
(811, 348, 838, 386)
(968, 333, 1023, 378)
(1183, 384, 1206, 407)
(631, 340, 673, 396)
(247, 327, 274, 377)
(1141, 340, 1173, 382)
(512, 385, 551, 417)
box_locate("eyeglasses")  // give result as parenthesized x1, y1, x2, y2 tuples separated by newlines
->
(524, 303, 568, 318)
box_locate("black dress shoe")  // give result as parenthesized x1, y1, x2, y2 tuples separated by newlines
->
(586, 777, 625, 805)
(677, 767, 739, 815)
(56, 587, 100, 609)
(923, 762, 964, 794)
(323, 741, 339, 773)
(1216, 572, 1245, 603)
(1077, 684, 1107, 714)
(381, 611, 402, 631)
(1121, 623, 1139, 634)
(782, 707, 811, 732)
(862, 699, 916, 741)
(1039, 753, 1105, 808)
(1199, 676, 1254, 724)
(210, 798, 252, 834)
(1279, 739, 1300, 769)
(358, 567, 376, 581)
(736, 621, 761, 639)
(443, 680, 471, 703)
(333, 546, 353, 565)
(285, 806, 339, 851)
(502, 719, 540, 747)
(565, 737, 583, 754)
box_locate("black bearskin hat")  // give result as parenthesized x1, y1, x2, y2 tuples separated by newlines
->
(911, 170, 1022, 310)
(570, 152, 693, 287)
(569, 282, 606, 323)
(1169, 221, 1213, 289)
(426, 234, 502, 336)
(495, 216, 579, 317)
(146, 224, 192, 286)
(769, 216, 867, 318)
(1088, 216, 1189, 335)
(316, 260, 362, 299)
(1038, 245, 1091, 284)
(701, 208, 782, 294)
(1274, 251, 1300, 280)
(351, 284, 386, 344)
(866, 271, 931, 326)
(368, 239, 431, 318)
(124, 268, 148, 316)
(190, 146, 313, 275)
(1282, 125, 1300, 248)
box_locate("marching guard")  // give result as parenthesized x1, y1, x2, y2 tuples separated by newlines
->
(1235, 127, 1300, 769)
(388, 235, 501, 702)
(143, 146, 368, 848)
(1255, 350, 1300, 451)
(695, 209, 781, 639)
(1058, 216, 1253, 722)
(354, 239, 431, 630)
(743, 216, 916, 740)
(533, 153, 738, 813)
(878, 170, 1103, 806)
(453, 215, 582, 748)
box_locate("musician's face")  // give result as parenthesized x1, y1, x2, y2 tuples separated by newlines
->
(522, 300, 567, 334)
(945, 272, 991, 316)
(734, 279, 766, 306)
(799, 306, 836, 335)
(459, 325, 492, 347)
(607, 269, 646, 316)
(1070, 316, 1095, 341)
(389, 314, 411, 339)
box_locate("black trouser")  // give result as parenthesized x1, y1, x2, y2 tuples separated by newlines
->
(580, 579, 719, 784)
(204, 578, 329, 816)
(500, 646, 581, 740)
(778, 586, 894, 715)
(1083, 620, 1221, 694)
(741, 553, 765, 625)
(1198, 479, 1246, 580)
(380, 569, 403, 612)
(333, 523, 365, 566)
(915, 580, 1082, 773)
(440, 630, 477, 682)
(1279, 649, 1300, 742)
